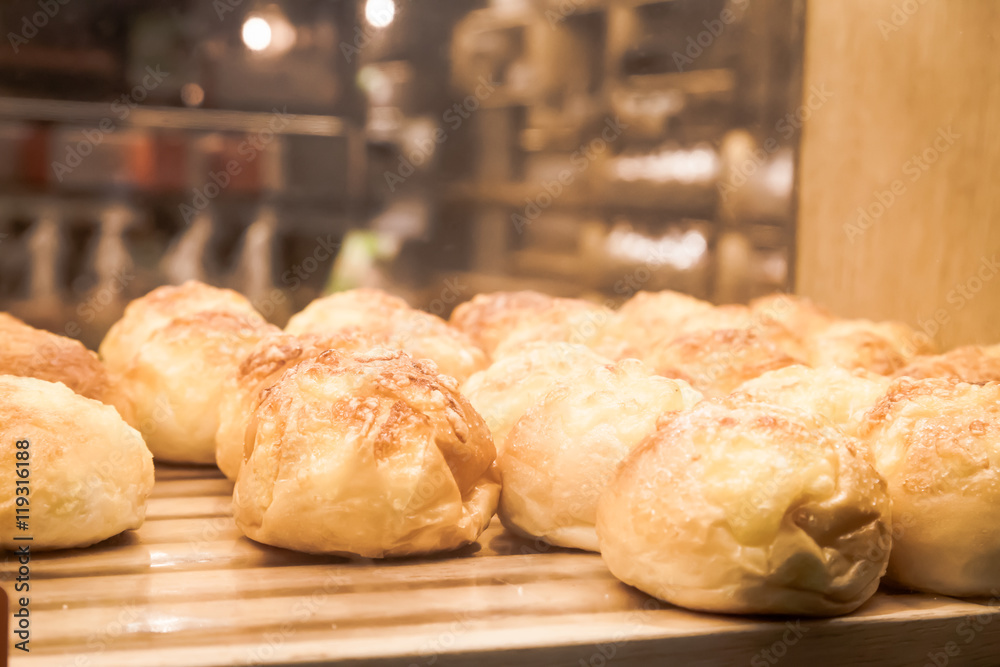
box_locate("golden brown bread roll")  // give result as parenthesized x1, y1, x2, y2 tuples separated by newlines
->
(749, 293, 834, 338)
(858, 378, 1000, 596)
(99, 280, 263, 375)
(286, 291, 487, 383)
(461, 342, 612, 454)
(868, 319, 938, 358)
(733, 365, 890, 437)
(893, 345, 1000, 384)
(113, 311, 279, 464)
(283, 288, 412, 337)
(499, 359, 701, 551)
(233, 349, 500, 557)
(673, 303, 755, 335)
(0, 313, 110, 402)
(491, 301, 635, 361)
(673, 304, 808, 360)
(381, 309, 489, 383)
(449, 290, 557, 355)
(0, 376, 154, 550)
(644, 328, 804, 397)
(602, 290, 714, 356)
(597, 398, 891, 616)
(806, 319, 932, 375)
(215, 330, 380, 481)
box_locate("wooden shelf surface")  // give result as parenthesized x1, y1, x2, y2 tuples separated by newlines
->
(3, 465, 1000, 666)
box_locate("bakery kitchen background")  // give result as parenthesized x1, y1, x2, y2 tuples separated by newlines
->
(0, 0, 801, 348)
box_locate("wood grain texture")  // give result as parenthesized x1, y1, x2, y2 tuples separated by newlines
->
(2, 466, 1000, 666)
(796, 0, 1000, 350)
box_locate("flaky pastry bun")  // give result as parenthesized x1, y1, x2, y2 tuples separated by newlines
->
(645, 328, 803, 397)
(449, 291, 558, 355)
(215, 330, 381, 480)
(601, 290, 713, 357)
(491, 301, 634, 361)
(0, 313, 110, 402)
(113, 311, 279, 464)
(893, 346, 1000, 384)
(733, 365, 890, 437)
(283, 288, 412, 337)
(499, 359, 701, 551)
(597, 398, 891, 616)
(461, 342, 612, 454)
(749, 293, 834, 338)
(99, 280, 263, 375)
(858, 378, 1000, 596)
(233, 349, 500, 557)
(286, 292, 487, 383)
(0, 376, 153, 550)
(806, 319, 932, 375)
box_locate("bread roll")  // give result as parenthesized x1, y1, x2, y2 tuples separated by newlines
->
(597, 398, 891, 616)
(99, 280, 262, 375)
(859, 378, 1000, 596)
(499, 359, 701, 551)
(288, 295, 487, 383)
(380, 309, 489, 383)
(461, 342, 612, 453)
(645, 328, 803, 397)
(893, 345, 1000, 384)
(449, 291, 557, 355)
(602, 290, 713, 356)
(0, 376, 154, 550)
(806, 319, 931, 375)
(674, 303, 755, 335)
(0, 313, 110, 402)
(284, 288, 412, 337)
(866, 319, 938, 358)
(491, 302, 634, 361)
(114, 311, 279, 464)
(749, 293, 834, 338)
(673, 304, 807, 359)
(734, 365, 890, 437)
(233, 349, 500, 557)
(215, 331, 380, 481)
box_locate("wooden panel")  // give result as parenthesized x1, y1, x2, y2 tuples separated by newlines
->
(3, 466, 1000, 666)
(796, 0, 1000, 350)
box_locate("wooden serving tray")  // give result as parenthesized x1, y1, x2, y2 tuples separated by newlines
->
(3, 465, 1000, 667)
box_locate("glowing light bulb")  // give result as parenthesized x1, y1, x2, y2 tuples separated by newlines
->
(242, 16, 273, 51)
(365, 0, 395, 28)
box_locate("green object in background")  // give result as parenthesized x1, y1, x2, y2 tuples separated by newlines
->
(324, 230, 398, 294)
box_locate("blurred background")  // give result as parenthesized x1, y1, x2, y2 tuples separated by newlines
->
(0, 0, 803, 347)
